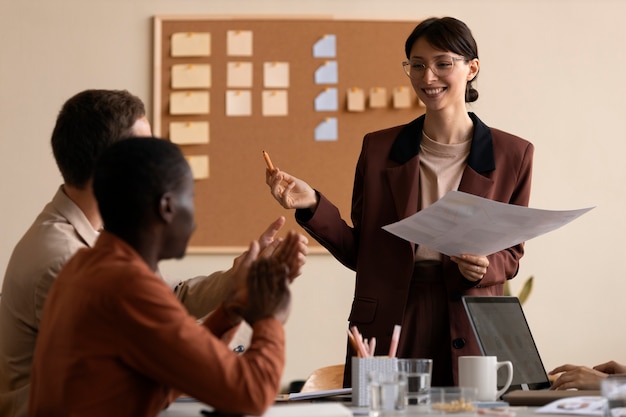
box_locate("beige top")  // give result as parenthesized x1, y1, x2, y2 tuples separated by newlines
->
(415, 132, 471, 262)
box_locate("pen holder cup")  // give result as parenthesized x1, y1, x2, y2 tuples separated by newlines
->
(352, 357, 399, 407)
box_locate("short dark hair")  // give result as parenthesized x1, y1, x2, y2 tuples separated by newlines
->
(405, 17, 480, 103)
(51, 89, 146, 188)
(93, 137, 189, 234)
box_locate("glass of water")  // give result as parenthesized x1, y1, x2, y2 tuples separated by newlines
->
(397, 358, 433, 409)
(602, 376, 626, 417)
(368, 370, 407, 417)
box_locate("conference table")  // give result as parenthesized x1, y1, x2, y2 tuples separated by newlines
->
(158, 398, 587, 417)
(159, 399, 361, 416)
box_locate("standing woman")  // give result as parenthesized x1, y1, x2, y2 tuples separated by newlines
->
(266, 17, 533, 386)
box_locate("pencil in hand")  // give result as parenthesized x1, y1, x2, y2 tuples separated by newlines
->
(262, 150, 275, 171)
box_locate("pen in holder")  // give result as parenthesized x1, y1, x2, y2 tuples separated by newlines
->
(352, 356, 399, 407)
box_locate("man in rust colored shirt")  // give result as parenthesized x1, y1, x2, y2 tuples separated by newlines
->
(28, 138, 300, 417)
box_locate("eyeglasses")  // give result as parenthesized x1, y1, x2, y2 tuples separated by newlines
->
(402, 56, 467, 79)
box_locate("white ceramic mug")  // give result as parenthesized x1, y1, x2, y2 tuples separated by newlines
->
(458, 356, 513, 402)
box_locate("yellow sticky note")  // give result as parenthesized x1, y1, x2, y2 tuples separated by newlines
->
(171, 64, 211, 89)
(392, 87, 412, 109)
(225, 90, 252, 116)
(171, 32, 211, 57)
(262, 90, 288, 116)
(227, 30, 253, 56)
(185, 155, 209, 180)
(369, 87, 387, 108)
(169, 122, 209, 145)
(347, 88, 365, 112)
(169, 92, 210, 115)
(227, 62, 253, 88)
(263, 62, 289, 88)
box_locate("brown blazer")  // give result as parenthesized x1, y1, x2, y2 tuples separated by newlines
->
(296, 113, 534, 385)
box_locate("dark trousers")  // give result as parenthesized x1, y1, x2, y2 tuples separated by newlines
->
(397, 262, 454, 386)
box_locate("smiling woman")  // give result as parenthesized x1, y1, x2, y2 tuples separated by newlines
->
(265, 16, 535, 388)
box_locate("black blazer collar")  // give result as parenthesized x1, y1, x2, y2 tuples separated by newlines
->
(389, 112, 495, 173)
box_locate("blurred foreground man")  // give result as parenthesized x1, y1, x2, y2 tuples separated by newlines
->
(28, 138, 301, 417)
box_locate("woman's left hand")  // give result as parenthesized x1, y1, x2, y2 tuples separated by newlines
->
(450, 254, 489, 282)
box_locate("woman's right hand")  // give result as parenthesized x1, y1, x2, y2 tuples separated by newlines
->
(266, 168, 318, 210)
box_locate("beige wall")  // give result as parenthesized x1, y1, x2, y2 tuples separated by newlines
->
(1, 0, 625, 390)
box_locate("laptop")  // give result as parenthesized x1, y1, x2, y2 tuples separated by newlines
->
(461, 296, 600, 405)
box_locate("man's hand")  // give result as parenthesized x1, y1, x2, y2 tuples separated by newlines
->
(256, 217, 308, 281)
(222, 241, 260, 325)
(257, 216, 287, 251)
(223, 256, 291, 326)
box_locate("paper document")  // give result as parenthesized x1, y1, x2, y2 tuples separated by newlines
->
(280, 387, 351, 401)
(382, 191, 594, 257)
(536, 396, 605, 415)
(264, 402, 352, 417)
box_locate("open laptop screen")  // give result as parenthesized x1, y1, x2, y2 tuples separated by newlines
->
(462, 296, 551, 392)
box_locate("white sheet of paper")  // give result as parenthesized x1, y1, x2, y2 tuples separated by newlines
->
(264, 402, 352, 417)
(382, 190, 594, 257)
(536, 396, 605, 415)
(285, 387, 351, 401)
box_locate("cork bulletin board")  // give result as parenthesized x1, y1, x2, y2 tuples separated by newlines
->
(153, 15, 424, 252)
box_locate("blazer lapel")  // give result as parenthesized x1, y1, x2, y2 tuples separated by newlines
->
(386, 155, 420, 221)
(458, 166, 493, 197)
(460, 113, 496, 197)
(387, 116, 423, 221)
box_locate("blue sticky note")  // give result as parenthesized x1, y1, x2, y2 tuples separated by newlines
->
(313, 34, 336, 58)
(315, 118, 338, 141)
(315, 61, 338, 84)
(314, 88, 338, 111)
